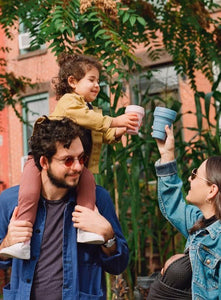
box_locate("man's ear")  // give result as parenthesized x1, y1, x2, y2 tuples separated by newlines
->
(40, 156, 49, 170)
(68, 76, 76, 89)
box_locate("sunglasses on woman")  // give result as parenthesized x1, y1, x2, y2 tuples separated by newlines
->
(53, 153, 88, 167)
(191, 168, 212, 184)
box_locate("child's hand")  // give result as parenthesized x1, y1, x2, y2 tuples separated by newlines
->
(115, 127, 126, 139)
(111, 113, 138, 130)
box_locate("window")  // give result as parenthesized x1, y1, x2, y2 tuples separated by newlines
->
(213, 64, 221, 131)
(129, 65, 179, 105)
(18, 21, 46, 55)
(22, 93, 49, 155)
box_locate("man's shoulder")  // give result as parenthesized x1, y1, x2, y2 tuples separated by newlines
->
(95, 185, 109, 194)
(0, 185, 19, 200)
(95, 185, 111, 203)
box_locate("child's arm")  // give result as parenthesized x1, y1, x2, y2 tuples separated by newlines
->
(115, 127, 127, 140)
(111, 113, 138, 130)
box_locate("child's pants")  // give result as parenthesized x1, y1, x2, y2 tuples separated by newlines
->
(16, 156, 96, 224)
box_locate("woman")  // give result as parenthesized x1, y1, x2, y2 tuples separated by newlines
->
(148, 125, 221, 300)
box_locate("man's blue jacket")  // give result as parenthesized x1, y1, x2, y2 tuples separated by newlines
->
(0, 185, 129, 300)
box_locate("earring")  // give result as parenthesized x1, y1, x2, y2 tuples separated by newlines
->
(205, 198, 212, 204)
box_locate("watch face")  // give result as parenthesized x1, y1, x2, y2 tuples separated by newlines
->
(104, 236, 116, 248)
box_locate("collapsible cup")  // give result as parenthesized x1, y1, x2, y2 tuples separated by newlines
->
(152, 107, 177, 140)
(125, 105, 145, 135)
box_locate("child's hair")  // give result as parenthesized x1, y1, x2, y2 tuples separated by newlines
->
(55, 52, 102, 98)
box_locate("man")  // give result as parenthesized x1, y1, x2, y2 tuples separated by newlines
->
(0, 117, 129, 300)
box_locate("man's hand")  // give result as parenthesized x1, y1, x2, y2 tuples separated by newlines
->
(0, 207, 33, 250)
(111, 113, 138, 130)
(72, 205, 114, 242)
(72, 205, 116, 255)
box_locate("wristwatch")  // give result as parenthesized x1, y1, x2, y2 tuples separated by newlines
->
(103, 236, 116, 248)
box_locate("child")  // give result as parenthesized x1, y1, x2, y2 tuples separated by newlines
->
(0, 53, 138, 259)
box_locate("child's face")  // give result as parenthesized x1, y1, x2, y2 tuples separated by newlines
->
(73, 67, 100, 102)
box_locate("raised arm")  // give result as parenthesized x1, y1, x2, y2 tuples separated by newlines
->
(111, 113, 138, 130)
(155, 125, 175, 163)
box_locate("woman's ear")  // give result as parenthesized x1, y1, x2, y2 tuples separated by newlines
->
(68, 76, 76, 90)
(207, 184, 219, 201)
(40, 156, 49, 170)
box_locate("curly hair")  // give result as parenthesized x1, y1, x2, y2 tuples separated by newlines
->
(29, 116, 92, 170)
(55, 52, 102, 99)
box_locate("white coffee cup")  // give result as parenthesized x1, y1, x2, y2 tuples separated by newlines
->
(125, 105, 145, 135)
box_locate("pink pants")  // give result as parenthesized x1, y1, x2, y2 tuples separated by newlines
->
(16, 156, 96, 224)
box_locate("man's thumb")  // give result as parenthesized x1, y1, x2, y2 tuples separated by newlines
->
(11, 206, 18, 220)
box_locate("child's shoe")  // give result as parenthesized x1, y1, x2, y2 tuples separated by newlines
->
(0, 241, 30, 260)
(77, 228, 105, 244)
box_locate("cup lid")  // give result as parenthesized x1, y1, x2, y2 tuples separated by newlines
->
(154, 106, 177, 120)
(125, 105, 144, 115)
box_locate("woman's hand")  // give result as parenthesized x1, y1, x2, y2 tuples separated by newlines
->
(155, 125, 175, 163)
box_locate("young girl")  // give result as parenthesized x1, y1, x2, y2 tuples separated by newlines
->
(0, 53, 138, 259)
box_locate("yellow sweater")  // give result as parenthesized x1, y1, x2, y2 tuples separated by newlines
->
(49, 93, 117, 174)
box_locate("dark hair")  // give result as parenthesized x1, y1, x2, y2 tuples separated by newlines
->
(55, 52, 102, 98)
(189, 156, 221, 234)
(205, 156, 221, 219)
(29, 116, 92, 170)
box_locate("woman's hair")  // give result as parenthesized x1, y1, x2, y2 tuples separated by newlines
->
(205, 156, 221, 219)
(54, 52, 102, 99)
(189, 156, 221, 234)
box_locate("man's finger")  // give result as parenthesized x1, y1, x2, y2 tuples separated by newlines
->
(10, 206, 19, 221)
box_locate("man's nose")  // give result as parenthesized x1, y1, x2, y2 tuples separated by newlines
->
(70, 159, 83, 171)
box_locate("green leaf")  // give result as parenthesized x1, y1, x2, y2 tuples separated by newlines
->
(137, 17, 146, 27)
(94, 29, 106, 39)
(122, 12, 130, 23)
(129, 15, 136, 27)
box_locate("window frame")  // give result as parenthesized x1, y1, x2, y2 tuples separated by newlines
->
(22, 93, 49, 155)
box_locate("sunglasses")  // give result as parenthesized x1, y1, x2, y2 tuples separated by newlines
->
(53, 153, 88, 167)
(191, 168, 212, 184)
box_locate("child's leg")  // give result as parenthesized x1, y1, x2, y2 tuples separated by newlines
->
(76, 168, 104, 244)
(17, 155, 41, 224)
(0, 155, 41, 259)
(76, 167, 95, 210)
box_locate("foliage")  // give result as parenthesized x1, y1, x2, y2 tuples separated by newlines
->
(0, 0, 221, 298)
(0, 47, 34, 115)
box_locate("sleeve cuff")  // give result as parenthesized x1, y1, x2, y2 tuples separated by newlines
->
(155, 159, 177, 176)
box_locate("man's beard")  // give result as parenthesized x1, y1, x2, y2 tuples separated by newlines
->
(47, 168, 80, 189)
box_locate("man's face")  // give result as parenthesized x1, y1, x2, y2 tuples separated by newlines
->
(47, 137, 85, 189)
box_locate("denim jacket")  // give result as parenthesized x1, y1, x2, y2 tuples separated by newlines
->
(155, 159, 221, 300)
(0, 185, 129, 300)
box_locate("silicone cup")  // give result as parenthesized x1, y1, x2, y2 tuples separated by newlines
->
(152, 107, 177, 140)
(125, 105, 145, 135)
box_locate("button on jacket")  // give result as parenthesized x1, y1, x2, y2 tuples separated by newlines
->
(155, 159, 221, 300)
(0, 185, 129, 300)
